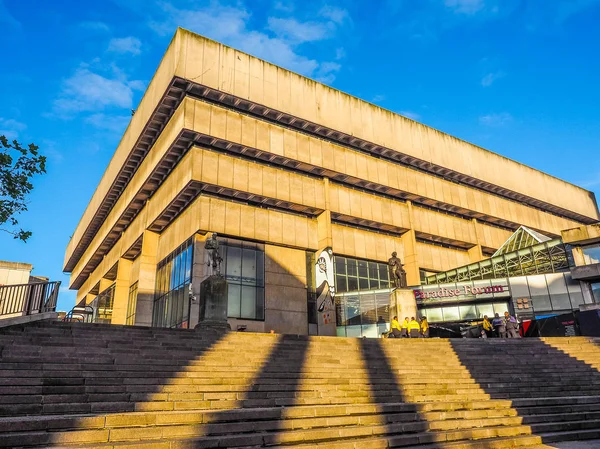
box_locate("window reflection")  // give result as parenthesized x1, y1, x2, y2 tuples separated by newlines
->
(582, 244, 600, 265)
(220, 239, 265, 320)
(153, 238, 193, 329)
(334, 256, 391, 293)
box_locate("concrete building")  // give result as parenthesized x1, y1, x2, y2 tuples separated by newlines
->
(0, 261, 34, 286)
(0, 260, 58, 321)
(63, 28, 600, 335)
(562, 223, 600, 303)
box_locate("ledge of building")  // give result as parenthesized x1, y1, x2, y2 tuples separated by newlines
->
(562, 223, 600, 246)
(0, 312, 59, 329)
(0, 260, 33, 271)
(571, 263, 600, 282)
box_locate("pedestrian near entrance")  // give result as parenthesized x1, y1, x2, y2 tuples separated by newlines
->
(482, 315, 494, 338)
(389, 316, 402, 338)
(401, 317, 409, 338)
(492, 312, 506, 338)
(408, 317, 421, 338)
(504, 312, 520, 338)
(420, 316, 429, 338)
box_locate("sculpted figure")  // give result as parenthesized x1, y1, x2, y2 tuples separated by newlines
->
(205, 233, 223, 276)
(388, 251, 407, 288)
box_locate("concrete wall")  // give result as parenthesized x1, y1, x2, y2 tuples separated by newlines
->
(0, 261, 32, 286)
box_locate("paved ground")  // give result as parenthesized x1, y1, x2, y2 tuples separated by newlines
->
(542, 441, 600, 448)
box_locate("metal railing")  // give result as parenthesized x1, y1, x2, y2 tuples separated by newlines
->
(0, 281, 61, 318)
(63, 305, 95, 323)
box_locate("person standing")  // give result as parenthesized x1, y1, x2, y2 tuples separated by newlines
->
(401, 317, 409, 338)
(389, 316, 402, 338)
(408, 317, 421, 338)
(482, 315, 494, 338)
(492, 312, 506, 338)
(504, 311, 520, 338)
(420, 316, 429, 338)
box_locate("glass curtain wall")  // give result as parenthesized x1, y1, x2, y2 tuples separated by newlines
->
(336, 289, 392, 337)
(126, 282, 138, 325)
(334, 256, 392, 293)
(426, 239, 569, 285)
(334, 255, 393, 338)
(153, 238, 193, 328)
(219, 239, 265, 320)
(90, 284, 115, 324)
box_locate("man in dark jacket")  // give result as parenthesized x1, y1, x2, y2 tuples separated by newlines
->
(504, 311, 520, 338)
(492, 313, 506, 338)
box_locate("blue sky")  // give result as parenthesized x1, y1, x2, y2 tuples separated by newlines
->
(1, 0, 599, 311)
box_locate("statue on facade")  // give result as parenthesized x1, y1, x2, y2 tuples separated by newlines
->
(205, 233, 223, 276)
(388, 251, 407, 288)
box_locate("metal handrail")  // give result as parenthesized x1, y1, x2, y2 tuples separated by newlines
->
(0, 281, 61, 317)
(63, 305, 94, 323)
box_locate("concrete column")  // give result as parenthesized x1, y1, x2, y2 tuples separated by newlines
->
(189, 233, 208, 329)
(316, 178, 333, 250)
(389, 289, 418, 323)
(469, 219, 484, 263)
(571, 247, 586, 267)
(401, 201, 420, 287)
(111, 259, 133, 325)
(134, 231, 159, 327)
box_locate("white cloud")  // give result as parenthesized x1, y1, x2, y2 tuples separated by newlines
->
(479, 112, 513, 126)
(147, 1, 348, 83)
(481, 70, 505, 87)
(273, 1, 295, 12)
(335, 47, 346, 60)
(319, 5, 350, 24)
(400, 110, 422, 121)
(52, 67, 144, 117)
(267, 17, 329, 43)
(108, 37, 142, 55)
(445, 0, 486, 15)
(85, 113, 131, 133)
(0, 118, 26, 139)
(371, 94, 386, 103)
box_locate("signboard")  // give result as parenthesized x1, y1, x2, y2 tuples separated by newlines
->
(414, 285, 505, 300)
(315, 248, 336, 336)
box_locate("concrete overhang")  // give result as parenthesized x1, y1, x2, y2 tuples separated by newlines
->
(571, 263, 600, 282)
(562, 223, 600, 246)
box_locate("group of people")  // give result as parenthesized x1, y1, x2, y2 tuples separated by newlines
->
(388, 316, 429, 338)
(481, 312, 520, 338)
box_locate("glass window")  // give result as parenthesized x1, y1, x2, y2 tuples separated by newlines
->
(592, 283, 600, 303)
(222, 239, 265, 320)
(424, 307, 443, 323)
(442, 306, 460, 321)
(583, 244, 600, 265)
(459, 304, 477, 320)
(333, 256, 392, 293)
(492, 302, 509, 316)
(477, 303, 495, 319)
(126, 282, 138, 325)
(90, 284, 115, 324)
(153, 238, 194, 328)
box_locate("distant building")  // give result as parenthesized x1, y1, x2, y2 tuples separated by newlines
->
(0, 260, 35, 286)
(63, 28, 599, 335)
(0, 260, 59, 320)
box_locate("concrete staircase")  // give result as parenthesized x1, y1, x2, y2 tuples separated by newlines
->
(2, 322, 600, 448)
